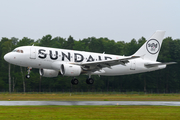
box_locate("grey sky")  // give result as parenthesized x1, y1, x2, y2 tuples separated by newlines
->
(0, 0, 179, 42)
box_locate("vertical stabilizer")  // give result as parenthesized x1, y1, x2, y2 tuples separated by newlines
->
(133, 30, 165, 61)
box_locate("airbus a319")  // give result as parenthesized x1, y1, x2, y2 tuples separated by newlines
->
(4, 31, 176, 85)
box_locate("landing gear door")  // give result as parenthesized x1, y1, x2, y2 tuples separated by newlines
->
(30, 47, 36, 59)
(130, 60, 136, 70)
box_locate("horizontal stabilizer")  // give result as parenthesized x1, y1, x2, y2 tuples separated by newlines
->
(145, 62, 176, 67)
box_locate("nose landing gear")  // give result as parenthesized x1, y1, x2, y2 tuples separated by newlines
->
(26, 67, 32, 79)
(26, 74, 30, 79)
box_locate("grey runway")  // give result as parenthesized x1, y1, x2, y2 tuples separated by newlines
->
(0, 101, 180, 106)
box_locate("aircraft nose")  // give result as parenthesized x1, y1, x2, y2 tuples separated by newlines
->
(4, 53, 11, 62)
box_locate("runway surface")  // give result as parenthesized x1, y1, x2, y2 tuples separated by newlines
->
(0, 101, 180, 106)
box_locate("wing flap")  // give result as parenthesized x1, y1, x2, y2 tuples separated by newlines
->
(72, 56, 140, 72)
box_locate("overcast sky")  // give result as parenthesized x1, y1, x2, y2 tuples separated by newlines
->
(0, 0, 179, 42)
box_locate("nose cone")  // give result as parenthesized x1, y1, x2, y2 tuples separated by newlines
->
(4, 53, 11, 63)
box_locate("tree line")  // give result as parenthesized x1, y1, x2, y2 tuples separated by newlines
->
(0, 35, 180, 93)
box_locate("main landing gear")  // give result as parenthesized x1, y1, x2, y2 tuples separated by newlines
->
(71, 76, 94, 85)
(86, 75, 94, 85)
(71, 78, 79, 85)
(86, 78, 94, 85)
(26, 67, 32, 79)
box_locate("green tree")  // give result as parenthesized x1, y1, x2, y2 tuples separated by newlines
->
(65, 35, 74, 49)
(17, 37, 34, 47)
(1, 38, 13, 93)
(39, 35, 52, 47)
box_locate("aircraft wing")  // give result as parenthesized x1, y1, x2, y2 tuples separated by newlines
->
(144, 62, 176, 67)
(73, 56, 140, 71)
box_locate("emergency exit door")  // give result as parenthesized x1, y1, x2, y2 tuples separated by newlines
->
(130, 60, 136, 70)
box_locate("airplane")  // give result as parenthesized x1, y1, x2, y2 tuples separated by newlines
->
(4, 30, 176, 85)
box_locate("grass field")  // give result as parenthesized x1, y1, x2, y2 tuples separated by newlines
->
(0, 93, 180, 101)
(0, 106, 179, 120)
(0, 93, 180, 120)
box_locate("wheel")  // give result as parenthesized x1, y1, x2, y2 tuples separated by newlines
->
(71, 79, 74, 84)
(89, 78, 94, 84)
(26, 74, 30, 79)
(86, 78, 94, 85)
(86, 79, 89, 84)
(71, 78, 78, 85)
(73, 79, 78, 85)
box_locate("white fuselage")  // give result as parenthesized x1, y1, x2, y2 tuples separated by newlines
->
(4, 46, 166, 76)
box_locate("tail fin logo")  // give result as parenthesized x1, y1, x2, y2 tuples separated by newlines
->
(146, 39, 160, 54)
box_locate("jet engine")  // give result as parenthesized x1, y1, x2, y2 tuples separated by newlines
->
(61, 64, 82, 76)
(39, 69, 59, 77)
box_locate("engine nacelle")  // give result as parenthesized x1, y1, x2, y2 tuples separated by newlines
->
(61, 64, 82, 76)
(39, 69, 59, 77)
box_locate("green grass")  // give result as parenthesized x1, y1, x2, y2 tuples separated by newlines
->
(0, 93, 180, 101)
(0, 106, 179, 120)
(0, 93, 180, 119)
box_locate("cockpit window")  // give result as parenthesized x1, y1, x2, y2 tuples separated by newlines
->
(12, 49, 23, 53)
